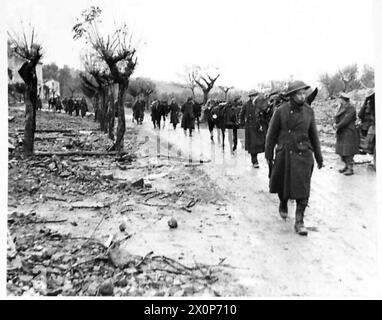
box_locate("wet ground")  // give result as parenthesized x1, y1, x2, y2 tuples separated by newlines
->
(132, 111, 378, 297)
(7, 106, 379, 297)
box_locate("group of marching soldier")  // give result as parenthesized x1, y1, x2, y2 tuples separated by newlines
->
(133, 96, 202, 135)
(136, 80, 375, 236)
(46, 96, 88, 117)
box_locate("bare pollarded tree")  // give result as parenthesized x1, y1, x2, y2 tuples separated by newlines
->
(219, 86, 233, 101)
(128, 78, 156, 109)
(73, 6, 137, 151)
(81, 53, 114, 135)
(8, 26, 43, 156)
(181, 65, 199, 98)
(193, 66, 220, 104)
(338, 64, 359, 92)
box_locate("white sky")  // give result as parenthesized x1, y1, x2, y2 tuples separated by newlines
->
(5, 0, 375, 90)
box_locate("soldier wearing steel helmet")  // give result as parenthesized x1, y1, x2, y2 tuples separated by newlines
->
(239, 90, 268, 168)
(334, 92, 359, 176)
(265, 80, 323, 236)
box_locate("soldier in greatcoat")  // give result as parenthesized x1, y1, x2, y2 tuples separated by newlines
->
(151, 99, 160, 129)
(133, 97, 145, 124)
(265, 81, 323, 236)
(239, 91, 267, 168)
(74, 99, 80, 116)
(80, 97, 88, 117)
(67, 97, 74, 116)
(169, 98, 180, 130)
(334, 92, 359, 176)
(181, 97, 195, 136)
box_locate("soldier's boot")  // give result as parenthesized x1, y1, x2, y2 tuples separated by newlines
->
(338, 164, 347, 173)
(278, 200, 288, 220)
(251, 154, 259, 168)
(294, 200, 308, 236)
(343, 162, 354, 176)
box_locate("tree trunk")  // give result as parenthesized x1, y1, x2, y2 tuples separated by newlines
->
(114, 83, 126, 152)
(203, 91, 209, 105)
(104, 90, 109, 134)
(93, 95, 99, 122)
(145, 94, 152, 111)
(24, 84, 36, 156)
(99, 91, 107, 132)
(344, 81, 349, 92)
(108, 85, 115, 140)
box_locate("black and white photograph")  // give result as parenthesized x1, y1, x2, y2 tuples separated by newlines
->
(2, 0, 381, 299)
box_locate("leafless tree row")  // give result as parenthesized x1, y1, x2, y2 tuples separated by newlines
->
(73, 6, 137, 151)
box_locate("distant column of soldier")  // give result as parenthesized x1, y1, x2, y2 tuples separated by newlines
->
(45, 95, 88, 117)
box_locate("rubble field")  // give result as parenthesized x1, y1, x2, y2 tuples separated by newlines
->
(7, 106, 238, 297)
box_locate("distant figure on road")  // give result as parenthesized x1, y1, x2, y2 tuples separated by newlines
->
(133, 96, 145, 124)
(169, 98, 180, 129)
(55, 96, 62, 112)
(151, 99, 160, 129)
(36, 97, 42, 110)
(181, 97, 195, 136)
(240, 90, 267, 168)
(334, 92, 359, 176)
(193, 101, 203, 131)
(80, 97, 88, 117)
(265, 80, 323, 236)
(62, 97, 68, 113)
(48, 97, 54, 110)
(74, 99, 80, 116)
(67, 97, 74, 116)
(158, 100, 169, 128)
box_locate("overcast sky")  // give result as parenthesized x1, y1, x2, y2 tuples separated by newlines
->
(5, 0, 375, 90)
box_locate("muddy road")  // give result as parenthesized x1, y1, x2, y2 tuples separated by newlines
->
(7, 106, 378, 297)
(133, 111, 378, 297)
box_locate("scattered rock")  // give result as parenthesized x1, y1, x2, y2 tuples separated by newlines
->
(46, 288, 63, 296)
(101, 173, 114, 180)
(41, 248, 54, 260)
(32, 279, 47, 295)
(182, 285, 195, 296)
(115, 278, 128, 288)
(108, 244, 141, 268)
(63, 138, 73, 149)
(131, 178, 144, 188)
(168, 217, 178, 229)
(98, 280, 114, 296)
(87, 282, 99, 296)
(119, 222, 127, 232)
(117, 182, 128, 189)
